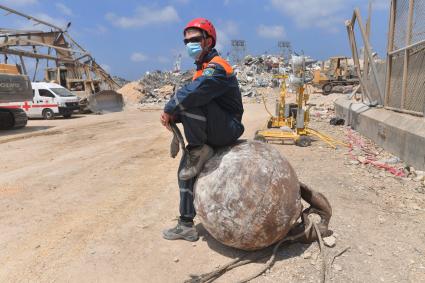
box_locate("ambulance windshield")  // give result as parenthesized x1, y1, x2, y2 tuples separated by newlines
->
(51, 88, 75, 97)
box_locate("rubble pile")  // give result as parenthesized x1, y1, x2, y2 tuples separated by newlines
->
(118, 54, 287, 106)
(117, 70, 193, 105)
(236, 55, 283, 97)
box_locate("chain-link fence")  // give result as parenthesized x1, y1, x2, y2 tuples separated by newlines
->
(385, 0, 425, 116)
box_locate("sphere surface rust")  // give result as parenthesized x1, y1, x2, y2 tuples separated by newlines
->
(194, 140, 302, 251)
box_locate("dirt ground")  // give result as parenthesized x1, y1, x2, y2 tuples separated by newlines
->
(0, 92, 424, 283)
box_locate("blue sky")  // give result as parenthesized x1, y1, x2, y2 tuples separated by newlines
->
(0, 0, 390, 80)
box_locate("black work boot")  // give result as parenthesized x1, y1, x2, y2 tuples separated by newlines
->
(162, 220, 199, 242)
(179, 144, 214, 181)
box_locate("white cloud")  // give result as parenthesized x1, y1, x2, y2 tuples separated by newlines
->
(105, 5, 179, 28)
(131, 52, 148, 62)
(222, 20, 239, 36)
(84, 24, 108, 35)
(215, 21, 239, 52)
(215, 28, 228, 52)
(270, 0, 345, 32)
(55, 3, 73, 16)
(157, 56, 170, 64)
(256, 24, 285, 39)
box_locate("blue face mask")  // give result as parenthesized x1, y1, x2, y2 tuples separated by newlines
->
(186, 42, 203, 60)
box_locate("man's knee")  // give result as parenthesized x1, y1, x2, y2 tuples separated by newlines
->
(180, 110, 207, 124)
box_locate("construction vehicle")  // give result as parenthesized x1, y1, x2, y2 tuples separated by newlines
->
(44, 65, 124, 113)
(0, 4, 123, 114)
(312, 56, 359, 95)
(0, 64, 31, 130)
(254, 57, 313, 147)
(255, 55, 346, 149)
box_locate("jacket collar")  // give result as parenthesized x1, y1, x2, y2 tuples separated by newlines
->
(195, 49, 219, 69)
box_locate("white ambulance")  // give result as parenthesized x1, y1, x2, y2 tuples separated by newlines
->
(27, 82, 80, 119)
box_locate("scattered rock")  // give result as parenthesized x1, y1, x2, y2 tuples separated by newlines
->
(413, 175, 425, 182)
(415, 170, 425, 176)
(377, 157, 401, 164)
(323, 235, 336, 247)
(358, 156, 367, 163)
(173, 257, 179, 263)
(415, 187, 425, 194)
(302, 251, 312, 259)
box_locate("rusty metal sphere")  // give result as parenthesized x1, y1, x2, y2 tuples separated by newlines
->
(194, 140, 302, 251)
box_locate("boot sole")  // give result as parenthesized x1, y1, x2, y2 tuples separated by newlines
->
(163, 234, 199, 242)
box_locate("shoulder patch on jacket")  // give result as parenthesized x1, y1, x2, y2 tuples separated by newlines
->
(202, 67, 215, 77)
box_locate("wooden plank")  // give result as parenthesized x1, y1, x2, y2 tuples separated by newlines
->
(355, 8, 385, 101)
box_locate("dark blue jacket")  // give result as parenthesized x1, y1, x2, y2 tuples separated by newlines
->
(164, 49, 244, 121)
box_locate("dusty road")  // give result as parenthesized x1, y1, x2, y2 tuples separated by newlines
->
(0, 96, 424, 282)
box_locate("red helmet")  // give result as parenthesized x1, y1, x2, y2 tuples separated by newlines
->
(184, 18, 217, 47)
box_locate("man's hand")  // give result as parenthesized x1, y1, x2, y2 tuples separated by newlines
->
(160, 112, 173, 131)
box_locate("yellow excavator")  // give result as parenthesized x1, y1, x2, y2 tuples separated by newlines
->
(312, 56, 359, 95)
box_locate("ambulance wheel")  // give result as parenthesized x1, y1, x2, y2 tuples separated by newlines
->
(295, 136, 312, 147)
(42, 109, 55, 120)
(63, 113, 72, 119)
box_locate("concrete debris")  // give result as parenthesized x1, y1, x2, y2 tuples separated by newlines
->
(323, 235, 337, 247)
(236, 54, 283, 97)
(302, 251, 312, 259)
(118, 54, 286, 105)
(117, 70, 193, 105)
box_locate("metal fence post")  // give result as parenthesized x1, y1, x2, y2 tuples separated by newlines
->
(401, 0, 415, 109)
(385, 0, 396, 107)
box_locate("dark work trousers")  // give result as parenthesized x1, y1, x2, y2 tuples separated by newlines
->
(176, 100, 244, 222)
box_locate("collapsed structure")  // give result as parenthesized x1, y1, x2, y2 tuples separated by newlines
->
(0, 5, 123, 114)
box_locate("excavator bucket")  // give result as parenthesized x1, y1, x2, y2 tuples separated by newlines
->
(86, 90, 124, 113)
